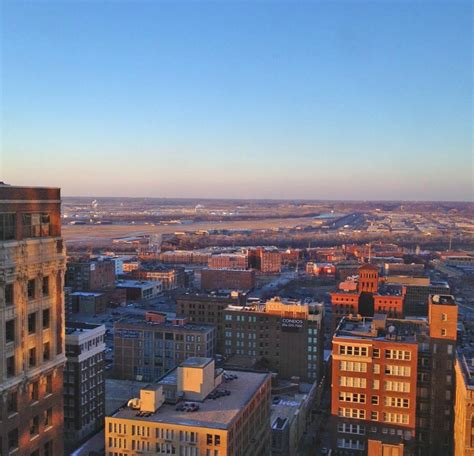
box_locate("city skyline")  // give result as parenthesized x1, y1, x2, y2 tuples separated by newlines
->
(1, 1, 472, 201)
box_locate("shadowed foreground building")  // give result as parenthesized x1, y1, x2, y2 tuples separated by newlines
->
(64, 321, 106, 451)
(105, 357, 271, 456)
(0, 185, 66, 456)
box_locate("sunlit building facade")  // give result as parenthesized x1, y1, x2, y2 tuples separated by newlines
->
(0, 185, 66, 456)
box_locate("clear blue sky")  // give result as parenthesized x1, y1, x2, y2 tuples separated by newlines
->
(1, 0, 472, 201)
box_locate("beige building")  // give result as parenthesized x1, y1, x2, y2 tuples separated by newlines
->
(0, 185, 67, 456)
(454, 347, 474, 456)
(105, 357, 271, 456)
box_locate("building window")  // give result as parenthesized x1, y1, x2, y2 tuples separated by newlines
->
(0, 213, 16, 240)
(44, 441, 53, 456)
(46, 374, 53, 394)
(30, 381, 39, 402)
(371, 396, 379, 405)
(44, 408, 53, 427)
(43, 308, 50, 329)
(7, 355, 15, 377)
(6, 319, 15, 343)
(28, 279, 36, 300)
(43, 342, 50, 361)
(8, 429, 18, 452)
(7, 391, 18, 415)
(371, 411, 378, 420)
(214, 435, 221, 445)
(23, 213, 50, 238)
(29, 347, 37, 367)
(5, 283, 14, 306)
(441, 328, 447, 336)
(207, 434, 213, 445)
(28, 312, 37, 334)
(372, 348, 380, 358)
(30, 415, 39, 437)
(441, 313, 447, 321)
(42, 276, 50, 296)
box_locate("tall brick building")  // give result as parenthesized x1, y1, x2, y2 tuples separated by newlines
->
(330, 294, 458, 455)
(0, 185, 66, 456)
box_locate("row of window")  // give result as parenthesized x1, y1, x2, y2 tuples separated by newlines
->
(338, 345, 411, 361)
(0, 212, 52, 241)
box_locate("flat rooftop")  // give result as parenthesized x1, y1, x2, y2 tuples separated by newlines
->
(115, 319, 215, 333)
(180, 357, 213, 368)
(116, 280, 161, 289)
(335, 315, 428, 342)
(111, 369, 270, 430)
(65, 321, 105, 336)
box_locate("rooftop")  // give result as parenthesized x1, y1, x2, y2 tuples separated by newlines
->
(115, 318, 215, 333)
(335, 314, 428, 343)
(116, 279, 161, 289)
(111, 369, 270, 430)
(457, 347, 474, 388)
(65, 321, 105, 336)
(180, 357, 213, 368)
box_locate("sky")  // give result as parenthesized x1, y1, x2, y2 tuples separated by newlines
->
(1, 0, 472, 201)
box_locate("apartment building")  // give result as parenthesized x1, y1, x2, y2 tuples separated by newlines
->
(223, 297, 324, 382)
(129, 265, 185, 290)
(64, 322, 106, 450)
(248, 247, 282, 273)
(208, 253, 249, 270)
(66, 257, 116, 291)
(176, 291, 247, 354)
(105, 357, 272, 456)
(114, 315, 216, 381)
(0, 185, 66, 456)
(330, 294, 458, 455)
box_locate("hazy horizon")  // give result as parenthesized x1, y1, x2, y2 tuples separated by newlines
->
(2, 1, 472, 201)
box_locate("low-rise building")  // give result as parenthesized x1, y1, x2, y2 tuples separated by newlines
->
(208, 253, 249, 270)
(115, 279, 162, 300)
(70, 291, 107, 316)
(105, 357, 272, 456)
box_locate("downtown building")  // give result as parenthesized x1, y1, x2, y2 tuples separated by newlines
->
(105, 357, 272, 456)
(64, 321, 106, 451)
(0, 185, 66, 456)
(176, 291, 247, 354)
(223, 297, 324, 383)
(330, 294, 458, 455)
(114, 312, 216, 382)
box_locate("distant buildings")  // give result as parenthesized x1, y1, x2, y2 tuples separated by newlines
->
(64, 322, 106, 450)
(113, 313, 216, 381)
(66, 257, 116, 292)
(129, 265, 185, 290)
(201, 268, 256, 292)
(0, 185, 66, 455)
(224, 297, 324, 382)
(208, 253, 249, 270)
(248, 247, 282, 273)
(115, 279, 162, 300)
(105, 357, 272, 456)
(454, 347, 474, 456)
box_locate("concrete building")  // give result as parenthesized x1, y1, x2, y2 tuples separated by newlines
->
(454, 347, 474, 456)
(115, 279, 162, 300)
(105, 357, 272, 456)
(176, 291, 247, 354)
(114, 315, 216, 381)
(330, 294, 458, 455)
(224, 297, 324, 382)
(0, 185, 66, 456)
(64, 322, 106, 451)
(201, 268, 255, 292)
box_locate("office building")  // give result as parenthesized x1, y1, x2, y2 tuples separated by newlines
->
(105, 357, 272, 456)
(224, 297, 324, 382)
(64, 322, 106, 450)
(114, 314, 216, 381)
(115, 279, 162, 300)
(66, 257, 116, 292)
(177, 291, 247, 354)
(0, 185, 66, 456)
(129, 265, 185, 290)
